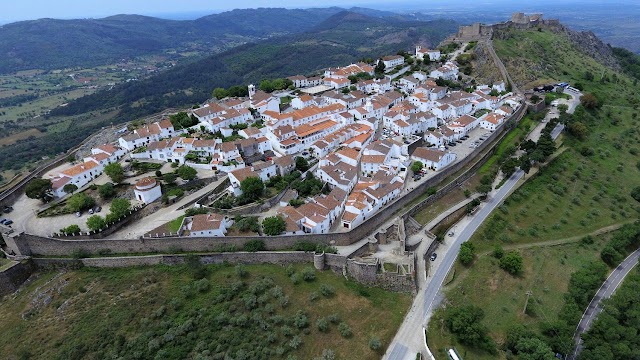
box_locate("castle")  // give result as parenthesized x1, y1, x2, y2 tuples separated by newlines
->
(451, 13, 561, 42)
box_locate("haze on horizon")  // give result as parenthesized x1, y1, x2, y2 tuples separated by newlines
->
(1, 0, 610, 24)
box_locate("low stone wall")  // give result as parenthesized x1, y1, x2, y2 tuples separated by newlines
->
(32, 252, 315, 269)
(0, 260, 35, 297)
(6, 232, 333, 257)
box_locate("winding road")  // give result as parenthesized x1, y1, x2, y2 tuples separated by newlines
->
(569, 248, 640, 359)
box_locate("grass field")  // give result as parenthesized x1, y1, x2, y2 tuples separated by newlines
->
(428, 235, 610, 360)
(0, 264, 411, 360)
(427, 27, 640, 359)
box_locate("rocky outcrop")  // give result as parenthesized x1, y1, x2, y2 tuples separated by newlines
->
(564, 29, 620, 70)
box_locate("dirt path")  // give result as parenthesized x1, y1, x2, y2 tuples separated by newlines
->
(479, 220, 638, 255)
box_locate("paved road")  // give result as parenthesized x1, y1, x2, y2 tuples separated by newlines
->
(570, 248, 640, 360)
(385, 169, 524, 360)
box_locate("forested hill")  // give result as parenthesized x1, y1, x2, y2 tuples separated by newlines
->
(0, 7, 347, 73)
(50, 13, 457, 122)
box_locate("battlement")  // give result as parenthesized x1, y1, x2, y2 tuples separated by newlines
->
(511, 12, 544, 24)
(447, 12, 560, 43)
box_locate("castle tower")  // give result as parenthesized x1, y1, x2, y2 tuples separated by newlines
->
(248, 84, 256, 100)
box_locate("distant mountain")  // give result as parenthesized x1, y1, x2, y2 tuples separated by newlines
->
(0, 8, 347, 74)
(0, 12, 457, 170)
(52, 12, 457, 121)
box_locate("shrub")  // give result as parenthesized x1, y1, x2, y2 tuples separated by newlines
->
(338, 322, 352, 338)
(328, 313, 340, 324)
(316, 318, 329, 332)
(369, 336, 382, 351)
(235, 265, 248, 278)
(302, 267, 316, 282)
(194, 279, 210, 293)
(492, 245, 505, 259)
(293, 310, 308, 328)
(319, 284, 335, 297)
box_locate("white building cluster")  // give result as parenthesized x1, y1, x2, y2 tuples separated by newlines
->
(45, 43, 522, 237)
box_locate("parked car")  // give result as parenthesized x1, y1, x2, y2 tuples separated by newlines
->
(75, 212, 82, 217)
(3, 219, 13, 226)
(3, 206, 13, 213)
(88, 208, 94, 215)
(448, 231, 454, 237)
(430, 253, 438, 261)
(0, 218, 7, 225)
(94, 206, 102, 213)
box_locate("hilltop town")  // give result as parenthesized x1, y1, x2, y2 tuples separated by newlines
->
(3, 42, 523, 240)
(4, 38, 526, 242)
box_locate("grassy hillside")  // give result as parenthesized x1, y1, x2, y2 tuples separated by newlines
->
(427, 27, 640, 359)
(0, 13, 456, 172)
(0, 263, 411, 360)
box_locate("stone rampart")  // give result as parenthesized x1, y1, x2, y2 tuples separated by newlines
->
(0, 260, 35, 297)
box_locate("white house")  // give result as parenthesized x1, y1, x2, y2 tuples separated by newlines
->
(479, 112, 505, 131)
(411, 147, 456, 171)
(134, 177, 162, 204)
(415, 46, 441, 61)
(379, 55, 405, 70)
(182, 213, 231, 237)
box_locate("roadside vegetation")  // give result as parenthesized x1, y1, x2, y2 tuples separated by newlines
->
(428, 27, 640, 359)
(0, 263, 410, 360)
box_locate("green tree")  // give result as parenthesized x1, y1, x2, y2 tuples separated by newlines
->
(444, 305, 496, 353)
(295, 156, 310, 172)
(375, 59, 386, 74)
(259, 79, 275, 93)
(104, 163, 125, 183)
(163, 173, 177, 185)
(212, 87, 228, 99)
(61, 224, 81, 234)
(86, 215, 106, 231)
(580, 93, 600, 109)
(63, 183, 78, 194)
(499, 251, 524, 275)
(98, 183, 116, 199)
(519, 155, 532, 175)
(177, 165, 197, 180)
(262, 216, 286, 236)
(458, 242, 475, 265)
(66, 193, 95, 212)
(241, 177, 265, 200)
(476, 183, 492, 196)
(567, 121, 589, 140)
(411, 161, 423, 174)
(109, 198, 131, 218)
(557, 103, 569, 113)
(25, 178, 53, 202)
(515, 337, 555, 360)
(501, 157, 519, 177)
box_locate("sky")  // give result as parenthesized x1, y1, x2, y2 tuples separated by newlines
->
(1, 0, 390, 23)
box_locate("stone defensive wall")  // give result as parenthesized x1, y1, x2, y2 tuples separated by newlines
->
(3, 102, 526, 258)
